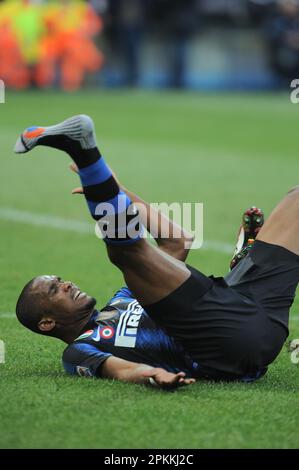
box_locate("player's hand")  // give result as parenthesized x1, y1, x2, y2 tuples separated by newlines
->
(69, 163, 120, 195)
(72, 186, 84, 195)
(70, 162, 79, 174)
(142, 368, 196, 390)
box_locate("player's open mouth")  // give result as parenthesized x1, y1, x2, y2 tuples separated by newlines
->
(74, 289, 81, 300)
(74, 290, 86, 301)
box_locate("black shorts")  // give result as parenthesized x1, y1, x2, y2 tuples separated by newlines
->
(146, 240, 299, 381)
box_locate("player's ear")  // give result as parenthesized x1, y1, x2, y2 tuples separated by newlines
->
(38, 317, 56, 332)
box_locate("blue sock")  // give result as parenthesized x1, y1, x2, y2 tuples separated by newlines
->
(78, 151, 143, 245)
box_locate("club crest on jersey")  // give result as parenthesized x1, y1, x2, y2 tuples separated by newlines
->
(92, 325, 115, 342)
(75, 329, 94, 341)
(100, 326, 115, 339)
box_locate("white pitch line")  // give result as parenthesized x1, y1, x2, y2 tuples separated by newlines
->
(202, 240, 234, 254)
(0, 313, 15, 318)
(0, 207, 235, 255)
(0, 207, 91, 234)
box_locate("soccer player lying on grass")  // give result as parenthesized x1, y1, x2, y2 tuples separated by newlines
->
(14, 115, 299, 389)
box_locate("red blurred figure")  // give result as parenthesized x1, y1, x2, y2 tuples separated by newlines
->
(0, 0, 104, 91)
(36, 1, 104, 91)
(0, 1, 32, 89)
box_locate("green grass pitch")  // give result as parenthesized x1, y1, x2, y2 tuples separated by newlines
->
(0, 90, 299, 449)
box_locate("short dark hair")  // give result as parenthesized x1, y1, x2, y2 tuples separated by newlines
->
(16, 278, 45, 334)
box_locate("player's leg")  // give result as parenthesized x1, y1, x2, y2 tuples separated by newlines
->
(256, 186, 299, 255)
(225, 189, 299, 369)
(14, 115, 195, 305)
(120, 188, 194, 261)
(70, 163, 194, 262)
(106, 240, 193, 304)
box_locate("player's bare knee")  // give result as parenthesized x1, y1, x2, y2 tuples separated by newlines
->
(107, 242, 145, 269)
(107, 246, 127, 268)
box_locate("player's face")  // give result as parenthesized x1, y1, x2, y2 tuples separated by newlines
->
(33, 275, 96, 324)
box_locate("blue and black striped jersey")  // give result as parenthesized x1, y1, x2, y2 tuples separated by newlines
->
(63, 287, 201, 378)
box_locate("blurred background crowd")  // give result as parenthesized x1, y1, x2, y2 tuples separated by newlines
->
(1, 0, 299, 91)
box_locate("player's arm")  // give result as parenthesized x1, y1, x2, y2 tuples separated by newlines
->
(101, 356, 196, 390)
(63, 343, 195, 390)
(70, 164, 194, 261)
